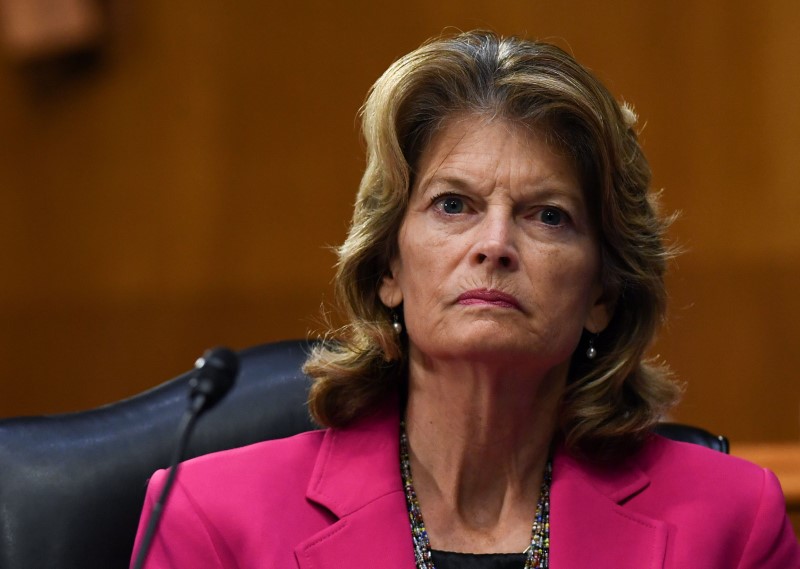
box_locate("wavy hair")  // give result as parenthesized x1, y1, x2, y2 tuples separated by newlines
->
(303, 30, 681, 460)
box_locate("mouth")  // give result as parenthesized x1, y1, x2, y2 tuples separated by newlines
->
(456, 289, 522, 310)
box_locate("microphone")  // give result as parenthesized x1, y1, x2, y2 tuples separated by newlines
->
(190, 347, 239, 414)
(131, 347, 239, 569)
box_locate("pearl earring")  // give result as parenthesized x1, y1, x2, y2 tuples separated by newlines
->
(392, 311, 403, 334)
(586, 335, 597, 359)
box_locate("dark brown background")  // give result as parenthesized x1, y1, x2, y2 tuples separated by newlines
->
(1, 1, 798, 445)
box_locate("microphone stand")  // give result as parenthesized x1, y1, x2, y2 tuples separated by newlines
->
(130, 399, 203, 569)
(131, 347, 238, 569)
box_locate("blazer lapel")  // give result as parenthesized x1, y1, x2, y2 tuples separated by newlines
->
(294, 409, 670, 569)
(550, 447, 669, 569)
(294, 494, 415, 568)
(295, 407, 416, 569)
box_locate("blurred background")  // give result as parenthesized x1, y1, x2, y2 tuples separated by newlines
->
(0, 0, 798, 447)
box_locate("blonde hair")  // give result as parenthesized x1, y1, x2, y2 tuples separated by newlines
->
(304, 30, 680, 460)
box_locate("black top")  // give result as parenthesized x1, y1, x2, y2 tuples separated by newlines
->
(431, 550, 526, 569)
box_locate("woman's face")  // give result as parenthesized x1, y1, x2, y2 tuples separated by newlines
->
(379, 115, 612, 371)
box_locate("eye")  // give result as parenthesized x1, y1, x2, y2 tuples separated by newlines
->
(433, 194, 466, 214)
(538, 207, 565, 226)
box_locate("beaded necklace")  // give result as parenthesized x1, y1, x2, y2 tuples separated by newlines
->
(400, 424, 551, 569)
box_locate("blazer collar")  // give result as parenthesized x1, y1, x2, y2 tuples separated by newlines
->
(550, 444, 669, 569)
(307, 402, 407, 516)
(296, 404, 416, 568)
(296, 406, 669, 569)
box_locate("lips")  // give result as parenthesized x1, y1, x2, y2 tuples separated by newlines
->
(456, 289, 522, 310)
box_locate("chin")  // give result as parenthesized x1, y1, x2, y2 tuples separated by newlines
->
(441, 327, 549, 361)
(409, 318, 577, 365)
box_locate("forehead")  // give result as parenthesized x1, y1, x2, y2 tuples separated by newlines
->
(412, 115, 581, 197)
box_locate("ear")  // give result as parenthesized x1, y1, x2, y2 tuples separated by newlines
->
(378, 262, 403, 308)
(584, 282, 615, 334)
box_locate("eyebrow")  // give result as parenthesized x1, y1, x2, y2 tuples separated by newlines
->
(421, 173, 584, 205)
(420, 175, 472, 193)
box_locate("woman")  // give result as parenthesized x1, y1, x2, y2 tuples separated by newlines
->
(133, 31, 800, 568)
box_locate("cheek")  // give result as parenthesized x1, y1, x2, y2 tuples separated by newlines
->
(394, 234, 456, 328)
(396, 256, 440, 311)
(395, 227, 449, 293)
(534, 246, 601, 309)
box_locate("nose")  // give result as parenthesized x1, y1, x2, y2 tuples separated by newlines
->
(470, 212, 519, 271)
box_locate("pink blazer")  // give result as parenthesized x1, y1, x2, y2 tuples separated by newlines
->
(132, 408, 800, 568)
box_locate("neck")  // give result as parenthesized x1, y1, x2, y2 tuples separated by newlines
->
(403, 351, 565, 553)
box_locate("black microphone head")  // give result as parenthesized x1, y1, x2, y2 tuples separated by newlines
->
(189, 347, 239, 414)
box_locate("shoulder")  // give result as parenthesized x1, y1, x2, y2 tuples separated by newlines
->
(137, 430, 339, 567)
(631, 436, 799, 567)
(628, 434, 777, 510)
(164, 406, 399, 488)
(560, 434, 769, 496)
(638, 433, 766, 484)
(150, 428, 328, 498)
(142, 429, 332, 545)
(148, 407, 399, 507)
(190, 428, 326, 472)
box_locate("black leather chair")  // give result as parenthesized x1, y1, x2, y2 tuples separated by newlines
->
(0, 339, 729, 569)
(653, 421, 729, 454)
(0, 340, 317, 569)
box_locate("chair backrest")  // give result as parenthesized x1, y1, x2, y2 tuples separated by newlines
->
(0, 339, 729, 569)
(0, 339, 317, 569)
(653, 421, 730, 454)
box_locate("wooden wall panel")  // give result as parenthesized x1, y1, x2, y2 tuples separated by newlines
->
(0, 1, 798, 446)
